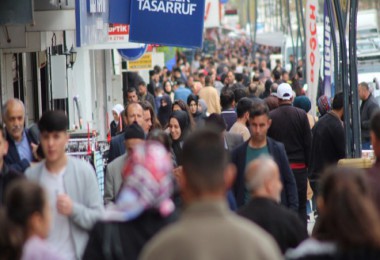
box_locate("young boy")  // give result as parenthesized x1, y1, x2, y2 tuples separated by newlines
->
(26, 110, 103, 259)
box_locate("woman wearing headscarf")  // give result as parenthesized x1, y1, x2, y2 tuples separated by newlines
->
(110, 104, 125, 137)
(168, 110, 190, 166)
(187, 94, 206, 127)
(198, 99, 209, 117)
(172, 99, 196, 129)
(84, 142, 177, 260)
(293, 96, 318, 129)
(157, 95, 173, 128)
(317, 95, 332, 118)
(163, 81, 175, 102)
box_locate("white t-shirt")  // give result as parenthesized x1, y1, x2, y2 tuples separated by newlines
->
(40, 166, 76, 260)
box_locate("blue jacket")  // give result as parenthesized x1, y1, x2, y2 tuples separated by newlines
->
(5, 129, 38, 173)
(174, 86, 191, 102)
(231, 137, 298, 210)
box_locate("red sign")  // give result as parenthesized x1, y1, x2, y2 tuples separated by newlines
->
(108, 24, 129, 35)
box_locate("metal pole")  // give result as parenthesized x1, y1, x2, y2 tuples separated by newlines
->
(348, 0, 361, 157)
(286, 0, 296, 60)
(333, 0, 352, 157)
(326, 1, 340, 93)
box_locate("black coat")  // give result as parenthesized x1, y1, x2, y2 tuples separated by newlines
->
(83, 210, 176, 260)
(238, 197, 307, 253)
(231, 137, 298, 210)
(360, 94, 380, 142)
(309, 112, 345, 180)
(268, 104, 312, 165)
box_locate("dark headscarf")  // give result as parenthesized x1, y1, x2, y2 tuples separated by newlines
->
(294, 96, 311, 113)
(260, 79, 272, 99)
(158, 95, 172, 127)
(169, 110, 190, 166)
(187, 94, 199, 107)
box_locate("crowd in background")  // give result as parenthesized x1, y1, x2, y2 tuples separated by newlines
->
(0, 38, 380, 260)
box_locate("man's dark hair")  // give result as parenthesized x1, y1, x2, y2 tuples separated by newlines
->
(198, 72, 205, 79)
(234, 88, 248, 103)
(235, 73, 243, 83)
(249, 101, 270, 119)
(204, 113, 227, 133)
(273, 70, 281, 81)
(127, 87, 137, 94)
(38, 110, 68, 132)
(359, 82, 369, 91)
(371, 110, 380, 140)
(236, 98, 253, 118)
(332, 92, 344, 110)
(205, 75, 211, 86)
(220, 88, 235, 110)
(153, 65, 161, 74)
(182, 128, 229, 193)
(138, 81, 146, 87)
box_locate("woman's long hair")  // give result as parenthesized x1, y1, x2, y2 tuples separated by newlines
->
(314, 167, 380, 249)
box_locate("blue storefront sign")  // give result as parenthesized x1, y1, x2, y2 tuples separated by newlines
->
(109, 0, 131, 24)
(129, 0, 206, 48)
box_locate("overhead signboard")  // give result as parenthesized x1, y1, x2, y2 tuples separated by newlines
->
(109, 0, 131, 24)
(129, 0, 206, 48)
(127, 53, 153, 70)
(0, 0, 33, 25)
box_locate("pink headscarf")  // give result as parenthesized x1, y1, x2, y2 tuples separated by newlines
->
(104, 141, 174, 221)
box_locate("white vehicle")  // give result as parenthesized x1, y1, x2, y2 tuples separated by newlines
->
(357, 9, 379, 39)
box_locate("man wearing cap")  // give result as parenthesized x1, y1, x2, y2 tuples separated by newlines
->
(104, 122, 145, 205)
(267, 83, 312, 225)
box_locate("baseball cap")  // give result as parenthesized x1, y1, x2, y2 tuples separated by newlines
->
(277, 83, 293, 100)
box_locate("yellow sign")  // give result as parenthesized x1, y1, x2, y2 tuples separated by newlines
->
(127, 53, 153, 71)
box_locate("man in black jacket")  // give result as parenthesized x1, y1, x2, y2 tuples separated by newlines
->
(231, 101, 298, 211)
(267, 83, 312, 224)
(238, 156, 307, 253)
(309, 92, 345, 198)
(359, 82, 380, 149)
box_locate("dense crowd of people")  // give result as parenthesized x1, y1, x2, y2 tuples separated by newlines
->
(0, 39, 380, 260)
